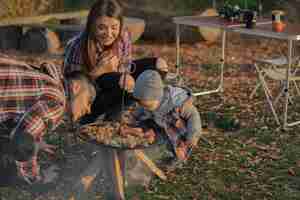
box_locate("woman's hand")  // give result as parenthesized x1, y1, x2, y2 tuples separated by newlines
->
(119, 74, 135, 93)
(89, 55, 120, 80)
(175, 141, 188, 161)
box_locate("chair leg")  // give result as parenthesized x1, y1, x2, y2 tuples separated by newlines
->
(261, 77, 281, 125)
(292, 80, 300, 96)
(253, 63, 281, 125)
(274, 86, 285, 105)
(251, 63, 271, 99)
(250, 81, 262, 99)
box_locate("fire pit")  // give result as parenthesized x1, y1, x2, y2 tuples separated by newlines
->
(69, 114, 166, 200)
(79, 120, 156, 149)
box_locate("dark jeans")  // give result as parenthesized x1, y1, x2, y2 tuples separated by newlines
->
(81, 57, 166, 124)
(0, 120, 17, 186)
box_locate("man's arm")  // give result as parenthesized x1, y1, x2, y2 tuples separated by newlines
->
(14, 99, 65, 141)
(12, 99, 65, 183)
(40, 62, 64, 81)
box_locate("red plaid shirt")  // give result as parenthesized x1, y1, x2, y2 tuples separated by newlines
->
(0, 64, 66, 140)
(0, 63, 66, 182)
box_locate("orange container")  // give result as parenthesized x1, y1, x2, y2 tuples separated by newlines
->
(272, 10, 286, 32)
(272, 22, 286, 32)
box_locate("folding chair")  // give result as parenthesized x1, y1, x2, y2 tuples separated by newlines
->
(250, 56, 300, 125)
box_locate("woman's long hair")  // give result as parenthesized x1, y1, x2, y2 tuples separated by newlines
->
(82, 0, 124, 73)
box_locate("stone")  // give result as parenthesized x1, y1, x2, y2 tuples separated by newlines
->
(197, 8, 222, 43)
(0, 26, 22, 50)
(19, 28, 60, 54)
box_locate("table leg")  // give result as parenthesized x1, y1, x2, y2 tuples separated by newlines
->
(283, 39, 300, 128)
(173, 23, 182, 84)
(283, 39, 292, 129)
(193, 29, 226, 96)
(220, 29, 226, 93)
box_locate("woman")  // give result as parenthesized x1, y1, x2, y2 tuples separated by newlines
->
(64, 0, 168, 123)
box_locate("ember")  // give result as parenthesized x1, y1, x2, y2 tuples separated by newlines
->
(79, 120, 156, 148)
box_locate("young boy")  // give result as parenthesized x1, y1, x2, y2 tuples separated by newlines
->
(132, 70, 202, 163)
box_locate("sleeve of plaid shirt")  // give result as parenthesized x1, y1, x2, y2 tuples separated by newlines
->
(41, 62, 64, 81)
(14, 61, 65, 140)
(15, 99, 65, 141)
(14, 99, 65, 181)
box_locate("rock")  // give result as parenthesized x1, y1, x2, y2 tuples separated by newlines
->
(19, 27, 60, 54)
(123, 7, 201, 43)
(197, 8, 222, 43)
(0, 26, 22, 50)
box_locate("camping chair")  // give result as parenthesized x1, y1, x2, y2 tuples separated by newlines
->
(250, 56, 300, 126)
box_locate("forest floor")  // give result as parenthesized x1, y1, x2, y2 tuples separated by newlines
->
(1, 32, 300, 200)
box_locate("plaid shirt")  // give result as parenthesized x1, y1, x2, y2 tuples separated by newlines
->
(63, 29, 132, 76)
(0, 64, 66, 140)
(0, 63, 66, 182)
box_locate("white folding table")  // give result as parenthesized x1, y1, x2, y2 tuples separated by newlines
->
(172, 16, 271, 96)
(232, 23, 300, 129)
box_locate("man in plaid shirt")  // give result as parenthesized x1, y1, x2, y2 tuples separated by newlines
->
(0, 59, 96, 184)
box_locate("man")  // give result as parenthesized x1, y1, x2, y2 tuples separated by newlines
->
(0, 59, 96, 184)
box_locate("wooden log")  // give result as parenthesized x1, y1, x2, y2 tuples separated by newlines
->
(0, 9, 145, 46)
(134, 150, 167, 181)
(0, 10, 89, 27)
(124, 17, 145, 43)
(197, 8, 221, 43)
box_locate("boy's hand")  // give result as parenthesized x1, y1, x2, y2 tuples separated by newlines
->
(175, 141, 188, 161)
(144, 128, 156, 143)
(119, 74, 135, 93)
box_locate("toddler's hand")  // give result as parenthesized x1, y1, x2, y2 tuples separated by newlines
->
(175, 141, 188, 161)
(119, 74, 135, 93)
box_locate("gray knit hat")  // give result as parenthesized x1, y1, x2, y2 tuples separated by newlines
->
(133, 70, 164, 101)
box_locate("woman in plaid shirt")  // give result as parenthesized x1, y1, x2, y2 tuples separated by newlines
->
(64, 0, 169, 123)
(0, 60, 96, 184)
